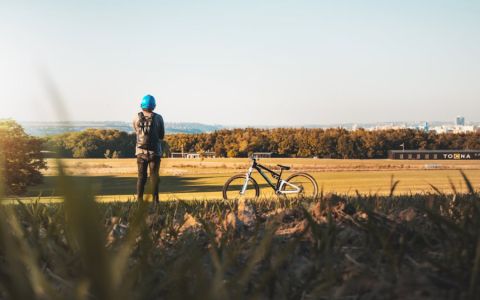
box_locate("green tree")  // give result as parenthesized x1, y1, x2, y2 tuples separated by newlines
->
(0, 120, 47, 195)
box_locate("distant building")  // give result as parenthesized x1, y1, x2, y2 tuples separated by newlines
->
(170, 152, 187, 158)
(253, 152, 273, 158)
(359, 116, 478, 134)
(170, 152, 199, 158)
(366, 123, 409, 131)
(432, 126, 451, 134)
(186, 153, 200, 159)
(432, 125, 476, 134)
(390, 150, 480, 160)
(170, 152, 216, 158)
(423, 122, 429, 132)
(455, 125, 476, 134)
(201, 151, 216, 158)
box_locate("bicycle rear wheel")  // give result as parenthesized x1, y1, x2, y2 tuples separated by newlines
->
(222, 174, 260, 201)
(281, 172, 318, 199)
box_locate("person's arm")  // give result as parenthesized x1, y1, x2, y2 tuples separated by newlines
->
(158, 115, 165, 140)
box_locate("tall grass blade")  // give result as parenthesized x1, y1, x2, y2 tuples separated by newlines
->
(237, 221, 278, 287)
(0, 206, 58, 299)
(429, 183, 444, 196)
(448, 177, 458, 195)
(0, 151, 4, 200)
(56, 159, 116, 300)
(111, 201, 148, 293)
(469, 238, 480, 299)
(460, 170, 475, 195)
(389, 175, 400, 197)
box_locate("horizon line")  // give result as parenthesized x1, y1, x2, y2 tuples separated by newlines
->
(16, 119, 480, 126)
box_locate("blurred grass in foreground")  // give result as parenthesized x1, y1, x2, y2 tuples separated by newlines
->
(0, 164, 479, 299)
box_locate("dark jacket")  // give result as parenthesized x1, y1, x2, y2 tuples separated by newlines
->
(133, 112, 165, 156)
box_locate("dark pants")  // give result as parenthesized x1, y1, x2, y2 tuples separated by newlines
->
(136, 154, 161, 202)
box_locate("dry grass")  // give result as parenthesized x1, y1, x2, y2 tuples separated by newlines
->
(16, 158, 480, 202)
(43, 158, 480, 176)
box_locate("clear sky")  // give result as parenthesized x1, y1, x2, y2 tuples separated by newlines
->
(1, 0, 479, 125)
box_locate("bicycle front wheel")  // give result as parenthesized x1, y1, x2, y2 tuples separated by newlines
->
(281, 172, 318, 199)
(222, 174, 260, 201)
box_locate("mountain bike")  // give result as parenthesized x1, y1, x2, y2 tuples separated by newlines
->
(222, 157, 318, 200)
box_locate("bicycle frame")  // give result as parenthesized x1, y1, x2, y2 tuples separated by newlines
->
(241, 158, 302, 195)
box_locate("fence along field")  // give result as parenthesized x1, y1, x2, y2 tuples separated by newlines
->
(19, 158, 480, 202)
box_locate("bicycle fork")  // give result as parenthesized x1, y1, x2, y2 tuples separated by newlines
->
(240, 166, 254, 195)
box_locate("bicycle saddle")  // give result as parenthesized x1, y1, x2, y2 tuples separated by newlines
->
(277, 164, 291, 170)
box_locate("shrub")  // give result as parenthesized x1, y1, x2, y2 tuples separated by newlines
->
(0, 120, 47, 195)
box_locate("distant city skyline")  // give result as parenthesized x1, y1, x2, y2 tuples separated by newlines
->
(1, 1, 480, 125)
(17, 114, 480, 126)
(19, 117, 480, 137)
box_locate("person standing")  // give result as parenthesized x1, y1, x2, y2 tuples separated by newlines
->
(133, 94, 165, 203)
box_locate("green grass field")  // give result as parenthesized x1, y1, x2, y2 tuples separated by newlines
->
(17, 158, 480, 202)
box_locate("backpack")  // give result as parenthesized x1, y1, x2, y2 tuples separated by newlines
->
(136, 112, 156, 150)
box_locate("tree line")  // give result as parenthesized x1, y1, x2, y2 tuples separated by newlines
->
(44, 129, 137, 158)
(44, 127, 480, 159)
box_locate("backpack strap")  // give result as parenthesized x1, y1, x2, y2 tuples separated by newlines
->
(138, 112, 145, 131)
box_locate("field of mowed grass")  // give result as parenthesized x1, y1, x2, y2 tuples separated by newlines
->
(17, 158, 480, 202)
